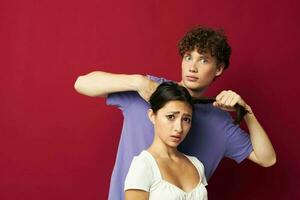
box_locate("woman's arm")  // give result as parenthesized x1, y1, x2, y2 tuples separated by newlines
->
(125, 189, 149, 200)
(74, 71, 158, 100)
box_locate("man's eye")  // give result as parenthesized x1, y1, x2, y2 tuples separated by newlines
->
(166, 115, 175, 120)
(184, 55, 192, 61)
(200, 59, 208, 64)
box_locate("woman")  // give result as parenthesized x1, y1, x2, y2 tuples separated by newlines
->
(124, 82, 207, 200)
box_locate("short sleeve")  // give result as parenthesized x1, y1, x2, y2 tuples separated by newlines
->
(192, 157, 208, 186)
(124, 156, 153, 192)
(106, 91, 138, 111)
(224, 116, 253, 163)
(106, 75, 167, 111)
(146, 74, 168, 84)
(199, 161, 208, 186)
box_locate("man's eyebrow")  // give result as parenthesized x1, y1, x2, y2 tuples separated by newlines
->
(184, 52, 211, 59)
(199, 55, 211, 59)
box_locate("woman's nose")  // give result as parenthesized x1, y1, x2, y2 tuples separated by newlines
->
(174, 120, 183, 133)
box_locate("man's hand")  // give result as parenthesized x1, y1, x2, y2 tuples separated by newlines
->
(136, 76, 159, 102)
(213, 90, 252, 113)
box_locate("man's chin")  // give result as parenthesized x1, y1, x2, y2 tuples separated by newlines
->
(183, 81, 205, 91)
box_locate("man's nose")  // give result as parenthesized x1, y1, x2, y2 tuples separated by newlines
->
(189, 62, 198, 73)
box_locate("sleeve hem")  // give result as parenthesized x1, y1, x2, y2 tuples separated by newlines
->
(124, 186, 150, 192)
(236, 146, 253, 164)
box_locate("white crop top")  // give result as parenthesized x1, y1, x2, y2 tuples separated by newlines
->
(124, 150, 208, 200)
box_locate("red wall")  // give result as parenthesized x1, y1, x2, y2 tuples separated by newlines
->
(1, 0, 299, 199)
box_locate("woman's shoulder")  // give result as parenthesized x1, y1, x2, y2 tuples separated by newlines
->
(184, 154, 205, 171)
(125, 151, 155, 191)
(129, 151, 154, 172)
(184, 154, 208, 185)
(134, 150, 152, 161)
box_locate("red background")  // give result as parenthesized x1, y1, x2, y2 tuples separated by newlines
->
(1, 0, 299, 199)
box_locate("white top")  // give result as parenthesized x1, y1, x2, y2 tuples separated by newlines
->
(124, 150, 208, 200)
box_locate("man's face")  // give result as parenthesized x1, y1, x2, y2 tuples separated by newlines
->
(180, 49, 224, 94)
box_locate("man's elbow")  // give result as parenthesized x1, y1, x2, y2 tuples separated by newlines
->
(74, 75, 105, 97)
(74, 76, 84, 93)
(260, 156, 277, 167)
(74, 76, 93, 96)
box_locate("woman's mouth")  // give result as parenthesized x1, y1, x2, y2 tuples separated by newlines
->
(170, 135, 182, 142)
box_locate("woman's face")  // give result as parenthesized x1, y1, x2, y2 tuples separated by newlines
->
(149, 100, 192, 148)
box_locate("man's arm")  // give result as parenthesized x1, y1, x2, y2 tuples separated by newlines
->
(243, 109, 277, 167)
(74, 71, 158, 100)
(214, 90, 276, 167)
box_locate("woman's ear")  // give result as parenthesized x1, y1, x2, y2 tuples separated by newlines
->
(148, 109, 155, 125)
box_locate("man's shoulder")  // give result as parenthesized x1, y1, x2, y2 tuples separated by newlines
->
(146, 74, 173, 84)
(195, 104, 231, 120)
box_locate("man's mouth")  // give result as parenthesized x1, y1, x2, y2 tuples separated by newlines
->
(186, 76, 199, 82)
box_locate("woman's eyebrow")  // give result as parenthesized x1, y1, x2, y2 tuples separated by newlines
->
(166, 111, 192, 117)
(166, 111, 180, 114)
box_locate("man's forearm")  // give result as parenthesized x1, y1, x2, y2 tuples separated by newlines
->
(245, 107, 277, 167)
(74, 71, 144, 97)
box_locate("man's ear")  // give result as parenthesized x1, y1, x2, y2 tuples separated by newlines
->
(148, 109, 155, 124)
(215, 64, 225, 77)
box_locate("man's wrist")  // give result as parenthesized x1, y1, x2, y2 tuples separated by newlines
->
(245, 104, 253, 114)
(244, 104, 255, 120)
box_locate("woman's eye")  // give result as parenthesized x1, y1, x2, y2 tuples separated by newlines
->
(183, 117, 191, 123)
(166, 115, 175, 120)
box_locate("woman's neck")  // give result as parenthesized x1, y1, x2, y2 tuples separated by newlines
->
(147, 138, 181, 160)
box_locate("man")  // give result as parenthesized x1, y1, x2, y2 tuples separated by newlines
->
(74, 26, 276, 200)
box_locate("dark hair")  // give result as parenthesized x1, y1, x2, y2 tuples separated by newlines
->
(149, 82, 193, 113)
(178, 26, 232, 69)
(150, 82, 247, 124)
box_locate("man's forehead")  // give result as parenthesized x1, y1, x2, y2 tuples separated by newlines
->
(186, 48, 214, 58)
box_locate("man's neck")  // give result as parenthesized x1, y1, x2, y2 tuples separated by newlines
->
(178, 80, 206, 99)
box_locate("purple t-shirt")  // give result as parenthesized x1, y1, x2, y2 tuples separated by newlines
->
(106, 75, 253, 200)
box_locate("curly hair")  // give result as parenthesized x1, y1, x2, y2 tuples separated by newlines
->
(178, 26, 232, 69)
